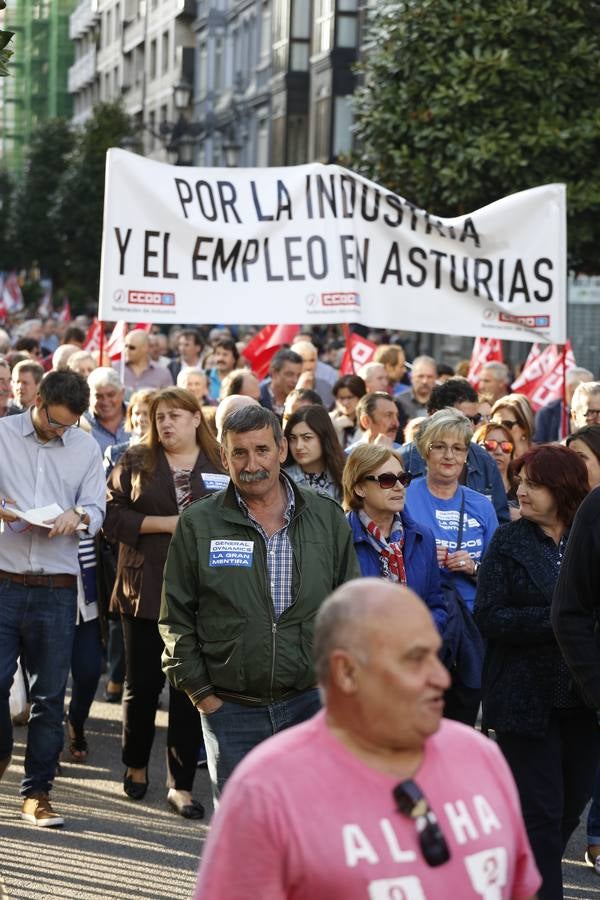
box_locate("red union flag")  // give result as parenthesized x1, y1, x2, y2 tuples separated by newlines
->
(512, 340, 575, 412)
(243, 324, 300, 379)
(467, 337, 504, 390)
(83, 318, 103, 353)
(339, 328, 377, 375)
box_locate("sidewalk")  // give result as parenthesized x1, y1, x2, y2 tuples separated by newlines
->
(0, 679, 212, 899)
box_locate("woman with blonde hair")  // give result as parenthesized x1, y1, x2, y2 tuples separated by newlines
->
(404, 409, 498, 724)
(105, 388, 226, 816)
(343, 443, 446, 632)
(491, 393, 535, 456)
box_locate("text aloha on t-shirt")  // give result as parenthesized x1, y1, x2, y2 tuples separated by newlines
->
(404, 479, 498, 610)
(195, 712, 540, 900)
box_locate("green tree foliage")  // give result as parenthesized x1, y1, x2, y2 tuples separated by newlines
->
(51, 101, 134, 302)
(352, 0, 600, 271)
(9, 119, 74, 278)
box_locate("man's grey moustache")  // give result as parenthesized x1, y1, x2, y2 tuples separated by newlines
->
(239, 470, 269, 483)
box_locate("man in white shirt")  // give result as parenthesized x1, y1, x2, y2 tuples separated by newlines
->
(0, 370, 106, 827)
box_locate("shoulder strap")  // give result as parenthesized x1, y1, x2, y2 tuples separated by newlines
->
(456, 488, 466, 550)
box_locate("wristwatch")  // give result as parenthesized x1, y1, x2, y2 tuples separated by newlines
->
(73, 505, 87, 524)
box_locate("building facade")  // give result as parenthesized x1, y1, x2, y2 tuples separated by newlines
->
(1, 0, 76, 177)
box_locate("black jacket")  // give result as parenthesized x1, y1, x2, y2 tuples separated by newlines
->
(474, 517, 581, 737)
(552, 487, 600, 709)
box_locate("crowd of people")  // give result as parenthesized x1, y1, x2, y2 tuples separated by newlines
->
(1, 313, 600, 899)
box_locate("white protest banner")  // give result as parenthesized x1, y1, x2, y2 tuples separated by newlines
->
(99, 150, 567, 343)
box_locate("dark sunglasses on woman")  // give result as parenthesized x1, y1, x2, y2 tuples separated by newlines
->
(363, 471, 414, 489)
(483, 439, 513, 454)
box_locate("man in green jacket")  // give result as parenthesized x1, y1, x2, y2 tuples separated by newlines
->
(160, 404, 359, 800)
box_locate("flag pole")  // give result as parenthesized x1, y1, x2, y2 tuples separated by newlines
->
(561, 343, 568, 439)
(98, 320, 105, 366)
(119, 324, 128, 383)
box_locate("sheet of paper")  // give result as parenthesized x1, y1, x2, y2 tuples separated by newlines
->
(9, 503, 86, 530)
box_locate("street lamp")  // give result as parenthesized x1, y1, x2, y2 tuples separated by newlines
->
(158, 82, 243, 166)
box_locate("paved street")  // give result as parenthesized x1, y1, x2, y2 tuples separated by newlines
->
(0, 678, 212, 899)
(1, 678, 600, 899)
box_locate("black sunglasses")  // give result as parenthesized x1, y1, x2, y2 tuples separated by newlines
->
(467, 413, 482, 425)
(393, 780, 451, 867)
(364, 471, 414, 489)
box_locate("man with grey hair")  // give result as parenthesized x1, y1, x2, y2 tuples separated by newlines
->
(194, 579, 541, 899)
(478, 361, 510, 403)
(214, 393, 259, 441)
(534, 367, 595, 442)
(293, 340, 334, 408)
(396, 355, 438, 420)
(160, 404, 359, 801)
(357, 361, 389, 394)
(84, 367, 128, 454)
(569, 380, 600, 432)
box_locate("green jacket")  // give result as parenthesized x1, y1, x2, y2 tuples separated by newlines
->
(159, 476, 360, 706)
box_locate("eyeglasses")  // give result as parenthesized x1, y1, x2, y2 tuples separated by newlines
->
(584, 408, 600, 420)
(363, 471, 414, 489)
(393, 780, 451, 867)
(466, 413, 482, 425)
(494, 418, 518, 430)
(428, 442, 468, 457)
(482, 439, 513, 454)
(43, 405, 80, 430)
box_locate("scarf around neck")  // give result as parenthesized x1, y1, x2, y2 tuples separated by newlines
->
(358, 509, 407, 584)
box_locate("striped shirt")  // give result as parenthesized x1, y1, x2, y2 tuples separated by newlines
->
(235, 477, 295, 620)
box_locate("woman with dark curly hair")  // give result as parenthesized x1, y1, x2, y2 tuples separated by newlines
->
(474, 444, 597, 900)
(284, 405, 345, 503)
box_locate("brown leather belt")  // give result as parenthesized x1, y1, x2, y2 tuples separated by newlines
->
(0, 570, 76, 588)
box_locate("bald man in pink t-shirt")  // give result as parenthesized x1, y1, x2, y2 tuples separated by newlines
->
(194, 580, 541, 900)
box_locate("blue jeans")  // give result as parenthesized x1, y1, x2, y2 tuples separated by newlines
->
(0, 578, 77, 795)
(69, 617, 103, 731)
(200, 688, 321, 803)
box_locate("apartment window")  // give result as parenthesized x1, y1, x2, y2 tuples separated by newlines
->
(270, 111, 286, 166)
(290, 0, 309, 71)
(105, 9, 112, 46)
(287, 114, 308, 164)
(150, 38, 157, 80)
(336, 0, 358, 48)
(259, 0, 271, 62)
(214, 36, 223, 92)
(314, 0, 334, 54)
(114, 65, 120, 94)
(148, 111, 156, 151)
(114, 2, 120, 40)
(272, 0, 288, 75)
(314, 90, 331, 162)
(199, 41, 208, 97)
(162, 31, 169, 74)
(104, 71, 111, 99)
(333, 94, 353, 157)
(256, 114, 269, 166)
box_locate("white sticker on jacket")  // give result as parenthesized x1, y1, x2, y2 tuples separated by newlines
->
(202, 473, 230, 492)
(209, 539, 254, 567)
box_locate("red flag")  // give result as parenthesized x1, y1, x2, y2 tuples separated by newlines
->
(243, 324, 299, 379)
(467, 337, 504, 390)
(58, 297, 72, 323)
(339, 330, 377, 375)
(105, 320, 128, 360)
(512, 341, 575, 412)
(83, 318, 103, 353)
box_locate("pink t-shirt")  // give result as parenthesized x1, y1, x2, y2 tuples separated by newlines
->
(195, 712, 541, 900)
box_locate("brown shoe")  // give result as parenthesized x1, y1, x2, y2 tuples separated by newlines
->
(21, 792, 64, 827)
